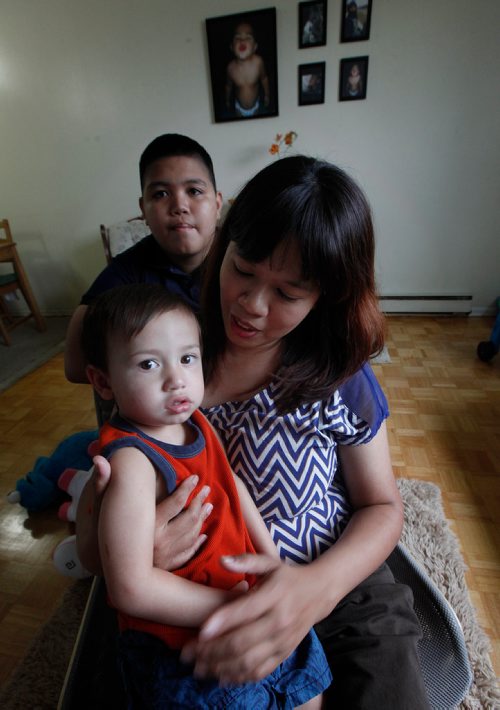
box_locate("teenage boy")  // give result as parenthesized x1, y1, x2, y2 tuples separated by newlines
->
(55, 134, 221, 578)
(64, 134, 222, 384)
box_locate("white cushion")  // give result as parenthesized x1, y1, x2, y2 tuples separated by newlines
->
(107, 219, 149, 258)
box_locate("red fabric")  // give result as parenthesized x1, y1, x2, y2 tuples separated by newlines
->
(100, 409, 256, 648)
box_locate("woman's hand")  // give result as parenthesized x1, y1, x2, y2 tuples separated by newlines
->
(76, 456, 111, 574)
(153, 477, 213, 571)
(76, 456, 213, 574)
(180, 554, 322, 685)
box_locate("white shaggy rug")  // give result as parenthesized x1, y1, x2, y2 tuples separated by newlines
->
(371, 345, 391, 364)
(0, 479, 498, 709)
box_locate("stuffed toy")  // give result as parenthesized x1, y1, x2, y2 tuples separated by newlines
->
(6, 430, 99, 513)
(53, 459, 97, 579)
(54, 460, 99, 579)
(477, 296, 500, 362)
(57, 466, 95, 522)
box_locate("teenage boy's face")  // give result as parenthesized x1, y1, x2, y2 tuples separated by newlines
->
(140, 156, 222, 273)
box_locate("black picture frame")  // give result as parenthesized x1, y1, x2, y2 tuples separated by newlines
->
(205, 8, 279, 123)
(340, 0, 372, 43)
(339, 56, 368, 101)
(298, 1, 327, 48)
(298, 62, 326, 105)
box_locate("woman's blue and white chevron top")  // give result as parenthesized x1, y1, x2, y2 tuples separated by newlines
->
(203, 363, 389, 565)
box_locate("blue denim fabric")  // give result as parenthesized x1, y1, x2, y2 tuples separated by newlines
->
(118, 627, 331, 709)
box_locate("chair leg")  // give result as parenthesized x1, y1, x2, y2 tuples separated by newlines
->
(12, 253, 46, 332)
(0, 314, 11, 345)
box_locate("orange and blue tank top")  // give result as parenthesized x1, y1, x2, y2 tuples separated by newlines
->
(99, 409, 256, 649)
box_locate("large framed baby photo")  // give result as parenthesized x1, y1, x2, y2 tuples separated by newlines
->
(339, 56, 368, 101)
(205, 8, 279, 123)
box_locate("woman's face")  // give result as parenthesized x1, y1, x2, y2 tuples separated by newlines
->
(219, 241, 320, 353)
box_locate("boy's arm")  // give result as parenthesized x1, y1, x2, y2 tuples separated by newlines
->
(225, 64, 234, 108)
(100, 447, 243, 626)
(64, 305, 89, 383)
(258, 57, 270, 106)
(233, 475, 279, 559)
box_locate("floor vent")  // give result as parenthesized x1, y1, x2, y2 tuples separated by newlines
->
(380, 295, 472, 315)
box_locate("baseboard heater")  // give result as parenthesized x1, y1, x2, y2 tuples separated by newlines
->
(379, 295, 473, 315)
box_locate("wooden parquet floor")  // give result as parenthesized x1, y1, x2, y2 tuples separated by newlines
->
(0, 315, 499, 693)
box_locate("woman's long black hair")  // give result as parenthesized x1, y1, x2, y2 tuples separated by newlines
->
(202, 155, 385, 412)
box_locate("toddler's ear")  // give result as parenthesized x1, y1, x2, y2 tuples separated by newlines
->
(86, 365, 114, 400)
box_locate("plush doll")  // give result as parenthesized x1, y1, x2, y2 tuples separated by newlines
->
(6, 430, 99, 513)
(53, 464, 96, 579)
(54, 464, 97, 579)
(477, 296, 500, 362)
(57, 466, 95, 522)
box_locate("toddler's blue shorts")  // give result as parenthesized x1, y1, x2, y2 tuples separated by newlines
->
(118, 627, 332, 708)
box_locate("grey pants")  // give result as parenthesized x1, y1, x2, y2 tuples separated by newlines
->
(315, 561, 430, 709)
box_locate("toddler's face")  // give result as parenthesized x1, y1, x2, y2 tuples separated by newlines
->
(231, 23, 257, 60)
(107, 309, 204, 433)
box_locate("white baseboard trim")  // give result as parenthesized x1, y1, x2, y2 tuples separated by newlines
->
(380, 295, 472, 315)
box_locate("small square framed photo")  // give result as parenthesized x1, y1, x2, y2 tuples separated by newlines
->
(299, 61, 326, 105)
(339, 56, 368, 101)
(299, 1, 327, 48)
(340, 0, 372, 43)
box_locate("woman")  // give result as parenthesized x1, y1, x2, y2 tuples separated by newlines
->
(79, 156, 429, 708)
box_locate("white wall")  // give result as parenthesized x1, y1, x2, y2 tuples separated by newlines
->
(1, 0, 498, 314)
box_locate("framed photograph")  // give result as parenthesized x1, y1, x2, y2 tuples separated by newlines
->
(299, 1, 327, 48)
(340, 0, 372, 42)
(298, 62, 326, 105)
(339, 56, 368, 101)
(205, 8, 279, 123)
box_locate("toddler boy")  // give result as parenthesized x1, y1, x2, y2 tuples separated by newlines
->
(225, 22, 270, 118)
(82, 283, 331, 708)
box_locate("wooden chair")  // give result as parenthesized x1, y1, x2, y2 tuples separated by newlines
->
(100, 216, 149, 265)
(94, 216, 149, 424)
(0, 218, 46, 345)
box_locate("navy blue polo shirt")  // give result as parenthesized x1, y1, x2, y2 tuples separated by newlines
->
(81, 235, 201, 311)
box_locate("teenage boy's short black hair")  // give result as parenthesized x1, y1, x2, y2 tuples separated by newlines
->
(139, 134, 217, 191)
